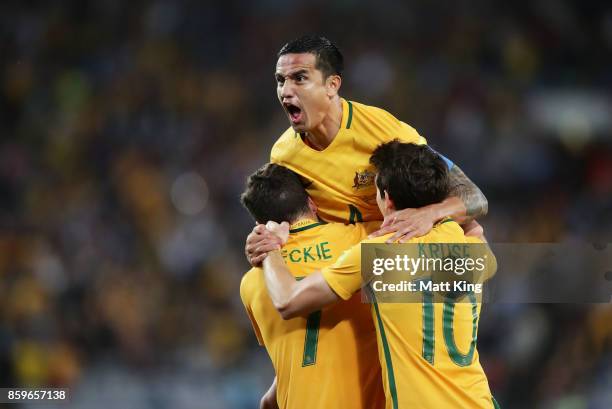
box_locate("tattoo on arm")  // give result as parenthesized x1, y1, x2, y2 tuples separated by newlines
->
(448, 165, 488, 218)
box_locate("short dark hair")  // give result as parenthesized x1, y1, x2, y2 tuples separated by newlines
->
(240, 163, 310, 224)
(370, 141, 450, 210)
(278, 35, 344, 79)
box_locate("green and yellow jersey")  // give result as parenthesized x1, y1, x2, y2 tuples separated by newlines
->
(321, 220, 497, 409)
(240, 219, 385, 409)
(271, 99, 428, 224)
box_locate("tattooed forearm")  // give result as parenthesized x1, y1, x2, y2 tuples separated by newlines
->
(448, 165, 488, 219)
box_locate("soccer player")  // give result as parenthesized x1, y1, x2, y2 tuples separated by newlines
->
(246, 35, 488, 265)
(239, 164, 385, 409)
(261, 142, 499, 409)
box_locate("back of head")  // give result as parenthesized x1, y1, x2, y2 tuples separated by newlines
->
(370, 141, 450, 210)
(278, 34, 344, 79)
(240, 163, 310, 224)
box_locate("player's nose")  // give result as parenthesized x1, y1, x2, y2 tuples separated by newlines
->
(279, 81, 295, 99)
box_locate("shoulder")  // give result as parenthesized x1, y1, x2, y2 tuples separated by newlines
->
(351, 100, 399, 125)
(240, 267, 261, 301)
(270, 127, 298, 162)
(349, 100, 424, 144)
(318, 222, 375, 243)
(439, 221, 469, 239)
(320, 221, 362, 234)
(406, 220, 467, 243)
(359, 234, 393, 245)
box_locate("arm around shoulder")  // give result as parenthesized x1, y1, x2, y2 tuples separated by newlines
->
(262, 251, 340, 320)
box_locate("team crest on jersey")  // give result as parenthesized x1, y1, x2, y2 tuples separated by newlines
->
(352, 169, 375, 190)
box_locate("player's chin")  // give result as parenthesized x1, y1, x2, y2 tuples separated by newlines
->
(290, 121, 307, 132)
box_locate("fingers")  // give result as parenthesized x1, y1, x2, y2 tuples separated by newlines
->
(382, 211, 402, 228)
(254, 224, 266, 233)
(246, 226, 268, 246)
(248, 229, 281, 245)
(246, 234, 270, 258)
(249, 241, 281, 267)
(396, 228, 420, 243)
(265, 221, 280, 230)
(371, 220, 413, 239)
(378, 220, 416, 242)
(251, 253, 267, 267)
(386, 226, 417, 243)
(246, 227, 283, 267)
(379, 215, 394, 229)
(256, 242, 282, 254)
(369, 225, 394, 238)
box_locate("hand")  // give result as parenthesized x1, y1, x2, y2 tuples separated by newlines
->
(265, 221, 290, 244)
(369, 206, 439, 243)
(245, 224, 284, 267)
(462, 220, 485, 241)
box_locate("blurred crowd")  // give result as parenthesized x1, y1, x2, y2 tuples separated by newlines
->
(0, 1, 610, 408)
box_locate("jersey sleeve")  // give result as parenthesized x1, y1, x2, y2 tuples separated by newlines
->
(397, 121, 427, 145)
(270, 128, 295, 163)
(464, 237, 498, 282)
(361, 221, 382, 236)
(427, 146, 455, 170)
(239, 272, 264, 346)
(343, 222, 380, 244)
(396, 119, 456, 170)
(321, 243, 363, 300)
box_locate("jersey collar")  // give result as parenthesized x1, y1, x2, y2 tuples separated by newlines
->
(289, 218, 325, 233)
(341, 98, 354, 129)
(435, 217, 455, 226)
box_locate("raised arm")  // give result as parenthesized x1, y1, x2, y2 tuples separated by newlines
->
(446, 164, 488, 221)
(261, 222, 339, 320)
(263, 251, 339, 320)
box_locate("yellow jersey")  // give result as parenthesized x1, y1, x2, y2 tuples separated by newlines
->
(271, 99, 427, 224)
(240, 219, 385, 409)
(321, 221, 497, 409)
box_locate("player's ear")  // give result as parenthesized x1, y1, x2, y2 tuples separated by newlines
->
(325, 75, 341, 97)
(307, 197, 318, 215)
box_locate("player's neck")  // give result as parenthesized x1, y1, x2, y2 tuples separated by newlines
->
(303, 97, 343, 151)
(289, 211, 319, 227)
(381, 206, 396, 219)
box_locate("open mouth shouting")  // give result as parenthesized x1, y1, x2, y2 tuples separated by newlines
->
(283, 102, 303, 125)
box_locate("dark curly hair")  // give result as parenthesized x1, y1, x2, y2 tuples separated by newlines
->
(278, 35, 344, 79)
(240, 163, 310, 224)
(370, 141, 450, 210)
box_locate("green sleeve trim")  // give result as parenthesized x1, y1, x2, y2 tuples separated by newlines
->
(367, 285, 399, 409)
(492, 396, 501, 409)
(346, 100, 353, 129)
(302, 310, 321, 366)
(348, 204, 363, 224)
(289, 222, 324, 233)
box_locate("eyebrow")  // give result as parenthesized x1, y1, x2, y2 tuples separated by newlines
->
(275, 69, 309, 79)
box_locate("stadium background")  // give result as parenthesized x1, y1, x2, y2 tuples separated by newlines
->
(1, 1, 611, 408)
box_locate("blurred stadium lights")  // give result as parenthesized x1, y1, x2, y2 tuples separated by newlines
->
(170, 172, 209, 216)
(527, 90, 612, 149)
